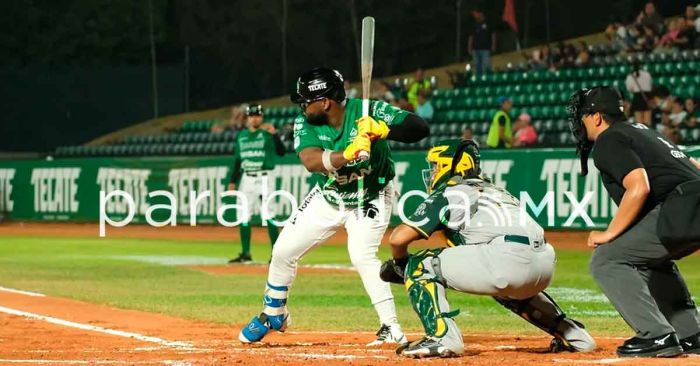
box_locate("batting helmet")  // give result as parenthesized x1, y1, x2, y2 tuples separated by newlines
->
(246, 104, 264, 116)
(290, 67, 346, 105)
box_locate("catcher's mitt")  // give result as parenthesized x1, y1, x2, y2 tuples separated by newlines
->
(379, 256, 409, 284)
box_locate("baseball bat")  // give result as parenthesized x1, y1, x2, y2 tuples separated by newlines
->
(357, 16, 375, 161)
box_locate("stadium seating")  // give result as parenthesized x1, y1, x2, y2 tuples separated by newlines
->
(53, 48, 700, 158)
(429, 52, 700, 147)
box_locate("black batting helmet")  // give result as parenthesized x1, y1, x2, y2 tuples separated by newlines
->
(246, 104, 263, 116)
(290, 67, 346, 104)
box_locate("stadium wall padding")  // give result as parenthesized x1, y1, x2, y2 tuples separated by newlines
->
(1, 147, 698, 229)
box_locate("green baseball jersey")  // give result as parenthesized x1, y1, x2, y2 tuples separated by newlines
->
(235, 129, 279, 172)
(293, 98, 408, 208)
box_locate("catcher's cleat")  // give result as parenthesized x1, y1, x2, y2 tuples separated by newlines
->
(555, 318, 597, 352)
(228, 253, 252, 264)
(367, 323, 408, 347)
(399, 336, 461, 358)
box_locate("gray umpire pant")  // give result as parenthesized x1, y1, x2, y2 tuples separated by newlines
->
(589, 205, 700, 339)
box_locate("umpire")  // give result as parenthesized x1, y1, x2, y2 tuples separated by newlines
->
(568, 86, 700, 358)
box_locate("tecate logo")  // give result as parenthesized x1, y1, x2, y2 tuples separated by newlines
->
(308, 82, 327, 91)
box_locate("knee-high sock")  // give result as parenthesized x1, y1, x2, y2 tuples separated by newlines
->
(266, 220, 279, 248)
(240, 223, 252, 255)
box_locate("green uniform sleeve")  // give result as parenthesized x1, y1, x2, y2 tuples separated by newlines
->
(370, 99, 408, 126)
(293, 114, 322, 154)
(229, 135, 242, 184)
(405, 190, 449, 239)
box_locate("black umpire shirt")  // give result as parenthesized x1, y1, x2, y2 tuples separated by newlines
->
(592, 121, 700, 217)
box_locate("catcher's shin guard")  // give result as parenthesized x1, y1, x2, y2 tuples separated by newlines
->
(405, 249, 460, 338)
(494, 291, 596, 352)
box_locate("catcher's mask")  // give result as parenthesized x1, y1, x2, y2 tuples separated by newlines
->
(422, 139, 481, 193)
(567, 86, 624, 175)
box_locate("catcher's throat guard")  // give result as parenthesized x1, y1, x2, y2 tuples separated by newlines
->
(567, 89, 594, 176)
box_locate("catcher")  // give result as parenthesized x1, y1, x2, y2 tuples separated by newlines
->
(380, 138, 597, 358)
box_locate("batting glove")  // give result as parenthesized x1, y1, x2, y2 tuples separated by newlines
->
(343, 133, 371, 161)
(356, 116, 389, 140)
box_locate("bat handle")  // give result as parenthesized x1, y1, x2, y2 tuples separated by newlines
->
(358, 150, 370, 161)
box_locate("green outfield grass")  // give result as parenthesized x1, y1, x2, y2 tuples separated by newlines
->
(1, 235, 698, 336)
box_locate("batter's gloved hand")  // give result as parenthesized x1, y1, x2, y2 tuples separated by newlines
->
(343, 133, 371, 161)
(356, 116, 389, 141)
(379, 255, 409, 284)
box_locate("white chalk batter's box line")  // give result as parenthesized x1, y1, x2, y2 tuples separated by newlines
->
(3, 284, 696, 365)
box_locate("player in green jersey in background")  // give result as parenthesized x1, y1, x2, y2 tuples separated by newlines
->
(228, 105, 286, 263)
(238, 67, 429, 346)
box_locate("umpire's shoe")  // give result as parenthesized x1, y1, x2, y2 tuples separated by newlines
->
(616, 333, 683, 358)
(680, 332, 700, 354)
(366, 323, 408, 347)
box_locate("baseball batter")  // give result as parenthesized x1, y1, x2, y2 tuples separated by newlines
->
(379, 139, 597, 357)
(228, 105, 286, 263)
(238, 67, 429, 346)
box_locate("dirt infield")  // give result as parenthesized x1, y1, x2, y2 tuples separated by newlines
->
(2, 222, 699, 364)
(0, 221, 591, 251)
(3, 288, 698, 366)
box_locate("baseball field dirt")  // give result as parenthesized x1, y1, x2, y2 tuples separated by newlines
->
(1, 223, 698, 365)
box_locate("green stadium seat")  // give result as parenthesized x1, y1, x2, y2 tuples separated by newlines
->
(433, 99, 447, 110)
(447, 123, 460, 136)
(455, 110, 468, 122)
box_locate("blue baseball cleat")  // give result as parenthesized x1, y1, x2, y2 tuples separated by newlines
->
(238, 313, 270, 343)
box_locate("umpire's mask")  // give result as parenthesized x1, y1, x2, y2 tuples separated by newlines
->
(567, 86, 624, 176)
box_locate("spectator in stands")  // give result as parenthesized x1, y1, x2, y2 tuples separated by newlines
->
(636, 1, 664, 35)
(649, 85, 671, 127)
(344, 79, 358, 99)
(623, 99, 634, 121)
(635, 25, 659, 53)
(574, 41, 590, 67)
(528, 48, 548, 70)
(658, 110, 681, 144)
(486, 96, 513, 149)
(684, 97, 699, 127)
(512, 112, 538, 147)
(560, 43, 578, 68)
(462, 127, 474, 140)
(694, 5, 700, 45)
(606, 21, 632, 51)
(668, 96, 688, 126)
(656, 18, 688, 51)
(407, 68, 432, 109)
(468, 9, 495, 75)
(397, 95, 415, 113)
(625, 60, 653, 125)
(415, 91, 434, 122)
(373, 80, 396, 103)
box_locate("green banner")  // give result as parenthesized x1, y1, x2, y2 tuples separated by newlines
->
(1, 147, 698, 230)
